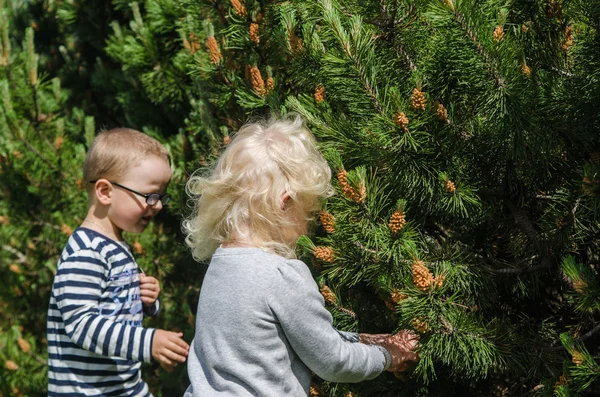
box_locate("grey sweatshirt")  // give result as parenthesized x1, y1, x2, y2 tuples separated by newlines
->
(184, 247, 386, 397)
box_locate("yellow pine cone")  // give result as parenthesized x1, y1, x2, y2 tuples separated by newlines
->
(320, 285, 337, 304)
(60, 224, 73, 236)
(522, 64, 531, 78)
(493, 25, 505, 42)
(230, 0, 247, 16)
(412, 260, 434, 292)
(309, 385, 321, 397)
(184, 33, 201, 54)
(436, 103, 449, 122)
(4, 360, 18, 371)
(410, 88, 427, 111)
(345, 392, 357, 397)
(206, 36, 222, 64)
(389, 211, 406, 234)
(314, 85, 325, 103)
(250, 66, 265, 96)
(411, 317, 429, 333)
(393, 112, 409, 131)
(572, 351, 584, 366)
(17, 338, 31, 353)
(9, 264, 21, 274)
(554, 374, 569, 390)
(319, 211, 335, 233)
(337, 170, 366, 203)
(133, 241, 143, 254)
(0, 215, 8, 224)
(223, 136, 231, 145)
(314, 246, 336, 263)
(249, 23, 260, 44)
(433, 273, 445, 289)
(54, 136, 64, 150)
(444, 180, 456, 193)
(573, 279, 587, 294)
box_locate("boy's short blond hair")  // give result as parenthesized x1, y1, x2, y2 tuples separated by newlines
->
(83, 128, 170, 186)
(183, 116, 333, 261)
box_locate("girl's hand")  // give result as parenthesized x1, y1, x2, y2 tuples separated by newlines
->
(140, 274, 160, 308)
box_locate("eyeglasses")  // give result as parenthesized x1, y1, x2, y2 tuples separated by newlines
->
(89, 181, 171, 206)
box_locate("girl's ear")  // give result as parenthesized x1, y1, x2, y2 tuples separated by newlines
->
(281, 192, 292, 210)
(94, 179, 113, 205)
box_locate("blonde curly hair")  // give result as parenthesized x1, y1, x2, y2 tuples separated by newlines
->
(183, 116, 333, 261)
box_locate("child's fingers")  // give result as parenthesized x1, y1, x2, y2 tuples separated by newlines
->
(167, 341, 189, 357)
(162, 348, 187, 363)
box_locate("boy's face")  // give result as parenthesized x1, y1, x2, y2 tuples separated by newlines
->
(107, 155, 172, 238)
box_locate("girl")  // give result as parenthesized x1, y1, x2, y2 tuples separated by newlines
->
(183, 116, 418, 396)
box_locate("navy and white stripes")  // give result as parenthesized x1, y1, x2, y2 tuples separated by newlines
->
(47, 228, 158, 396)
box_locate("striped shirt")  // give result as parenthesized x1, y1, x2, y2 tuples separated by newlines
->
(47, 228, 159, 396)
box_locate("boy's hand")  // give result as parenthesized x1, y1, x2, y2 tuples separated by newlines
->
(139, 274, 160, 308)
(152, 330, 189, 367)
(380, 330, 420, 373)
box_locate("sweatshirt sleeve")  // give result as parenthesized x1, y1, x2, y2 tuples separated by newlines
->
(144, 298, 161, 317)
(52, 250, 155, 363)
(269, 259, 386, 383)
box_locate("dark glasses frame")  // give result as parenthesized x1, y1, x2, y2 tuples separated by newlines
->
(89, 180, 170, 206)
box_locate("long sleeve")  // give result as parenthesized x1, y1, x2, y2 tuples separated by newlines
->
(269, 259, 385, 383)
(51, 249, 155, 363)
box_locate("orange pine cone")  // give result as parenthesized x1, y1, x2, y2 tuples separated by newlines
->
(60, 224, 73, 236)
(223, 136, 231, 145)
(436, 103, 449, 122)
(390, 289, 408, 303)
(411, 317, 429, 333)
(572, 351, 584, 366)
(266, 76, 275, 93)
(493, 25, 505, 42)
(0, 215, 8, 224)
(388, 211, 406, 234)
(230, 0, 247, 16)
(309, 385, 321, 397)
(206, 36, 222, 64)
(132, 241, 143, 254)
(410, 88, 427, 111)
(522, 64, 531, 78)
(54, 136, 64, 151)
(337, 170, 366, 203)
(320, 285, 337, 304)
(319, 211, 335, 233)
(4, 360, 18, 371)
(250, 66, 265, 96)
(17, 338, 31, 353)
(249, 23, 260, 44)
(433, 273, 445, 289)
(314, 85, 325, 103)
(9, 264, 21, 274)
(314, 246, 336, 263)
(561, 26, 574, 52)
(412, 260, 433, 292)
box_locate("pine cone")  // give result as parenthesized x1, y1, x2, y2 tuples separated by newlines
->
(582, 176, 599, 197)
(309, 385, 321, 397)
(390, 289, 408, 303)
(522, 64, 531, 78)
(590, 152, 600, 164)
(433, 273, 445, 289)
(0, 215, 8, 225)
(561, 26, 574, 52)
(230, 0, 246, 16)
(17, 338, 30, 353)
(436, 103, 449, 122)
(410, 88, 427, 111)
(266, 76, 275, 93)
(9, 264, 21, 274)
(13, 150, 23, 159)
(319, 211, 335, 233)
(206, 36, 222, 64)
(547, 0, 562, 18)
(389, 211, 406, 233)
(412, 260, 434, 292)
(320, 285, 337, 304)
(250, 66, 266, 96)
(554, 374, 569, 390)
(249, 23, 260, 44)
(133, 241, 143, 254)
(572, 351, 584, 366)
(444, 180, 456, 193)
(54, 136, 64, 151)
(411, 317, 429, 333)
(223, 136, 231, 145)
(60, 224, 73, 236)
(314, 85, 325, 103)
(337, 170, 366, 203)
(345, 392, 357, 397)
(493, 25, 505, 42)
(289, 32, 304, 53)
(393, 112, 409, 131)
(573, 279, 587, 294)
(314, 246, 336, 263)
(75, 178, 84, 190)
(4, 360, 18, 371)
(555, 216, 566, 229)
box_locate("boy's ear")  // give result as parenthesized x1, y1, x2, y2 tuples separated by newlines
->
(94, 179, 113, 205)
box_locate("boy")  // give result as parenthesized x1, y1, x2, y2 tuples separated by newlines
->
(47, 128, 189, 396)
